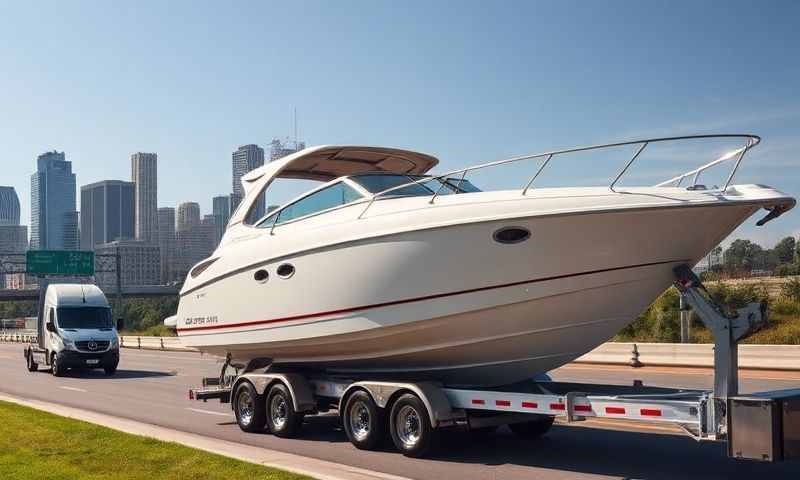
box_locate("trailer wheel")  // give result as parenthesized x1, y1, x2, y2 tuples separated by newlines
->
(51, 352, 65, 377)
(233, 382, 266, 433)
(26, 350, 38, 372)
(389, 393, 436, 458)
(266, 383, 303, 438)
(342, 390, 384, 450)
(509, 415, 554, 438)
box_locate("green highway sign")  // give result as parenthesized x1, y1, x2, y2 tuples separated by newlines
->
(26, 250, 95, 276)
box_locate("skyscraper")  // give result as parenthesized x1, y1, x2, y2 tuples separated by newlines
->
(176, 202, 200, 232)
(231, 144, 264, 217)
(270, 137, 306, 161)
(0, 186, 21, 226)
(131, 152, 158, 243)
(157, 207, 176, 284)
(212, 195, 231, 246)
(79, 180, 135, 250)
(30, 151, 78, 250)
(0, 186, 27, 253)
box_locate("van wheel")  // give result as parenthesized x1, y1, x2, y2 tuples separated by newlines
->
(266, 383, 303, 438)
(104, 365, 117, 376)
(26, 351, 38, 372)
(51, 353, 65, 377)
(509, 415, 554, 438)
(233, 382, 266, 433)
(389, 393, 437, 458)
(342, 390, 384, 450)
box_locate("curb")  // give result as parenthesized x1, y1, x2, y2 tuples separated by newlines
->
(0, 393, 411, 480)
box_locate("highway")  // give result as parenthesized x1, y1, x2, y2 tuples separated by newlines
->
(1, 342, 799, 480)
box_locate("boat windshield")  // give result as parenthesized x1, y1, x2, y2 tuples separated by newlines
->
(257, 181, 363, 228)
(350, 173, 482, 197)
(350, 174, 435, 197)
(57, 307, 113, 329)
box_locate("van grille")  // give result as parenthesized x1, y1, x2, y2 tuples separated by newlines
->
(75, 340, 110, 351)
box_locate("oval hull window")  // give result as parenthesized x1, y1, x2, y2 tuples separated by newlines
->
(253, 269, 269, 283)
(493, 226, 531, 244)
(277, 263, 295, 279)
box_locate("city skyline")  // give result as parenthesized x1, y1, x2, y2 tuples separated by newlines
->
(1, 2, 798, 248)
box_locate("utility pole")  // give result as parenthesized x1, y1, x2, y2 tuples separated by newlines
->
(680, 295, 691, 343)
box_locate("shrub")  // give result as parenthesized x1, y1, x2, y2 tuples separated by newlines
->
(781, 277, 800, 302)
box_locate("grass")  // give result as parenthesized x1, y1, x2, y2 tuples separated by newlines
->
(120, 324, 177, 337)
(0, 400, 312, 480)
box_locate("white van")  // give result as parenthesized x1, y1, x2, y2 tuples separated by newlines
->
(24, 283, 120, 376)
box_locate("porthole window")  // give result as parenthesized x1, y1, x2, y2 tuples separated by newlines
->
(277, 263, 295, 279)
(253, 269, 269, 283)
(493, 226, 531, 245)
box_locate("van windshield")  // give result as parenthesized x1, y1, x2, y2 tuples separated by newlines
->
(57, 307, 113, 329)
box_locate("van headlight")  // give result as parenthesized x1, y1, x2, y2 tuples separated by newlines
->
(111, 337, 119, 349)
(61, 338, 75, 350)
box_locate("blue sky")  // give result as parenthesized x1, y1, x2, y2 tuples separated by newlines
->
(1, 1, 798, 247)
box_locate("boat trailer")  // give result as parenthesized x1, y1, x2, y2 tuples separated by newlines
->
(189, 264, 800, 460)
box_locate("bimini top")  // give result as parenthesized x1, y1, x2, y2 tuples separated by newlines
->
(240, 145, 439, 195)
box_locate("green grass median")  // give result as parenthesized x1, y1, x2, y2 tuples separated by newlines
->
(0, 400, 312, 480)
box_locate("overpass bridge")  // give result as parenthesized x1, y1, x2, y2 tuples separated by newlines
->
(0, 285, 180, 301)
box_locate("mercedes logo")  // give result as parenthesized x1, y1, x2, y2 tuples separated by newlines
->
(88, 341, 97, 351)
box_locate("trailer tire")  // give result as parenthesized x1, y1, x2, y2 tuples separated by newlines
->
(233, 382, 266, 433)
(342, 390, 384, 450)
(509, 415, 554, 438)
(26, 350, 38, 372)
(389, 393, 436, 458)
(51, 352, 65, 377)
(266, 383, 303, 438)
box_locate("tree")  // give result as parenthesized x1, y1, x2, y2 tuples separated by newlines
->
(774, 237, 796, 265)
(723, 239, 764, 273)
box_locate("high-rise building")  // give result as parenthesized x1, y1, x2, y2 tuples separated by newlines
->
(157, 207, 176, 284)
(270, 138, 306, 161)
(94, 240, 160, 289)
(79, 180, 135, 250)
(174, 212, 215, 281)
(231, 144, 265, 217)
(30, 151, 78, 250)
(176, 202, 200, 232)
(131, 152, 158, 243)
(212, 195, 231, 246)
(0, 186, 21, 226)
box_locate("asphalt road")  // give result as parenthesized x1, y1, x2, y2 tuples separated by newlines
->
(1, 342, 799, 480)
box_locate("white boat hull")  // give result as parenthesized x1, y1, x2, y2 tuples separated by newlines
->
(176, 193, 774, 386)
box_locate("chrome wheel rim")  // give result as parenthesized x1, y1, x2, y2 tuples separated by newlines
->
(349, 401, 371, 442)
(237, 390, 254, 426)
(395, 405, 421, 448)
(270, 394, 288, 429)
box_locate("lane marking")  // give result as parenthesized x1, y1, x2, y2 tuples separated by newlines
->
(59, 386, 87, 393)
(186, 407, 230, 417)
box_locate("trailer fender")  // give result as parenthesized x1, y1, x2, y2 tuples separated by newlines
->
(232, 373, 316, 413)
(340, 381, 461, 428)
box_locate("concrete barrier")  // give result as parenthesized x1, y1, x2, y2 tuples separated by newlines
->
(575, 342, 800, 370)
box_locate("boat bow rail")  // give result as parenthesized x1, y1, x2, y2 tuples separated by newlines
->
(358, 133, 763, 218)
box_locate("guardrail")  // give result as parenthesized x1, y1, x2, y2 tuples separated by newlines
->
(575, 342, 800, 371)
(2, 334, 798, 369)
(119, 336, 195, 352)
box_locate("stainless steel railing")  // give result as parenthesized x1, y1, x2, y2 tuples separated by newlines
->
(357, 134, 761, 219)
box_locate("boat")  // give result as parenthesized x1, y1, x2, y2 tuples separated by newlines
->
(169, 134, 794, 387)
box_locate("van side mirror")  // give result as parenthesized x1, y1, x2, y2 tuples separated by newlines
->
(116, 318, 124, 331)
(46, 321, 56, 333)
